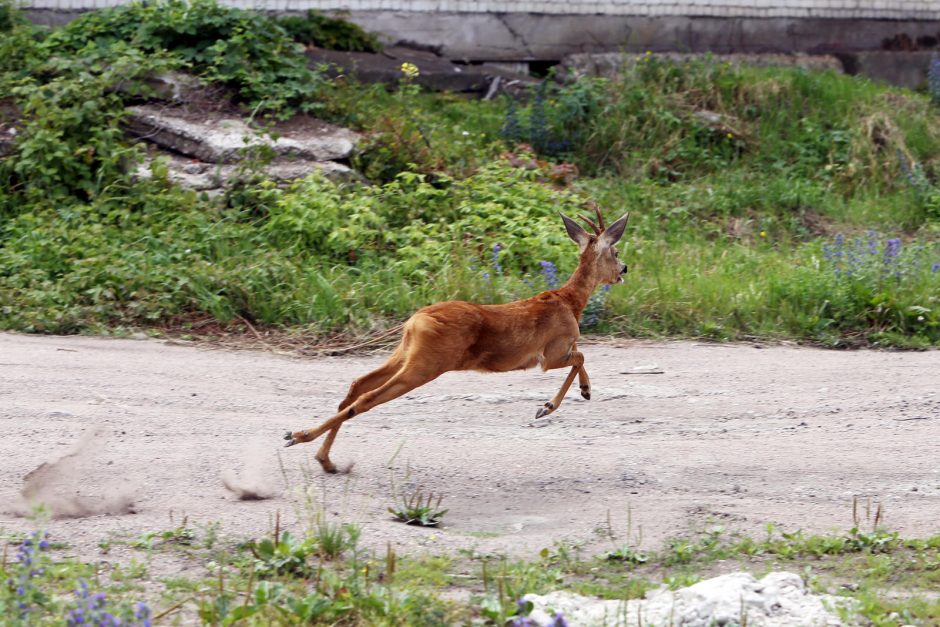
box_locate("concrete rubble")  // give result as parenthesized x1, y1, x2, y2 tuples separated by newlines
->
(125, 103, 362, 191)
(125, 105, 359, 164)
(134, 152, 357, 192)
(524, 571, 852, 626)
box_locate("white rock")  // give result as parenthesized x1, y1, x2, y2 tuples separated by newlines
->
(524, 572, 852, 626)
(125, 105, 360, 163)
(135, 153, 359, 193)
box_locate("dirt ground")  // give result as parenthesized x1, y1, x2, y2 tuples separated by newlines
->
(1, 332, 938, 565)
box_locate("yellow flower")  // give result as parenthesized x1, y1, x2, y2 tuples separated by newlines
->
(760, 231, 767, 238)
(400, 62, 420, 79)
(726, 133, 734, 139)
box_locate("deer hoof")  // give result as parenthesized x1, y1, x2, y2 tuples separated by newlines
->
(535, 402, 555, 419)
(581, 390, 591, 400)
(283, 430, 297, 447)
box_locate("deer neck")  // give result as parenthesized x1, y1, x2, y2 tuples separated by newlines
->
(557, 257, 602, 318)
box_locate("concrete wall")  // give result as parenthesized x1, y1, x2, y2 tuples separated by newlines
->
(22, 1, 940, 61)
(342, 13, 940, 59)
(20, 0, 940, 20)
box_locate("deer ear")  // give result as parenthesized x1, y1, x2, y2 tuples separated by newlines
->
(598, 212, 629, 249)
(561, 213, 592, 251)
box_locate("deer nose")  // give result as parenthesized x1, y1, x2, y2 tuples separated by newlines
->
(620, 264, 628, 274)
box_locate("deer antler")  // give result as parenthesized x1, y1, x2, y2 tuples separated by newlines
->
(579, 214, 601, 235)
(592, 202, 607, 231)
(579, 201, 607, 235)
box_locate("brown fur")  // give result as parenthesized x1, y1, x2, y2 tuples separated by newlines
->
(284, 210, 629, 472)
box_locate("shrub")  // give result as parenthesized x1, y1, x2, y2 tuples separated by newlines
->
(42, 0, 325, 116)
(274, 10, 382, 52)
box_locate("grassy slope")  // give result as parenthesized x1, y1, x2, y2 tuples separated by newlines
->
(4, 65, 939, 345)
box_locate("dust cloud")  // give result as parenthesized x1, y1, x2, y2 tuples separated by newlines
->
(221, 444, 280, 500)
(14, 429, 136, 519)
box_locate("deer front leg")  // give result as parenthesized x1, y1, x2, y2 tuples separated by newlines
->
(535, 342, 585, 419)
(570, 342, 591, 400)
(578, 366, 591, 400)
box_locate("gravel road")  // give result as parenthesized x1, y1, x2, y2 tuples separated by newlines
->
(1, 332, 938, 562)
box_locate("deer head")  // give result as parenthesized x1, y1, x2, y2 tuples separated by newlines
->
(560, 205, 629, 285)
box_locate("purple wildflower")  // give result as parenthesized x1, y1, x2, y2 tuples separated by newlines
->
(884, 238, 901, 260)
(134, 602, 152, 627)
(11, 531, 50, 618)
(539, 260, 559, 289)
(548, 612, 569, 627)
(929, 56, 940, 104)
(932, 262, 940, 272)
(823, 233, 845, 269)
(491, 243, 503, 276)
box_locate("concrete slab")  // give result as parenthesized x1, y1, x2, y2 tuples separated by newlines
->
(124, 104, 360, 163)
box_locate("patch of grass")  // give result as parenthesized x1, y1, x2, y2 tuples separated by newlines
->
(389, 489, 448, 527)
(4, 521, 940, 625)
(464, 531, 502, 539)
(312, 519, 360, 560)
(605, 545, 649, 566)
(130, 521, 198, 550)
(395, 555, 454, 588)
(249, 531, 316, 577)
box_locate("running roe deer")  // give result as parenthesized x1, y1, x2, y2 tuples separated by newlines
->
(284, 207, 629, 472)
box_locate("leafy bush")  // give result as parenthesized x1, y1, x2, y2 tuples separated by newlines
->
(42, 0, 325, 115)
(501, 79, 602, 157)
(0, 1, 44, 77)
(0, 0, 329, 210)
(274, 10, 382, 52)
(5, 45, 173, 204)
(250, 531, 316, 577)
(0, 157, 590, 333)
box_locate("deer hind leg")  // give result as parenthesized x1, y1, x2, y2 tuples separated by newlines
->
(535, 343, 585, 419)
(338, 351, 404, 412)
(308, 355, 404, 473)
(284, 364, 441, 472)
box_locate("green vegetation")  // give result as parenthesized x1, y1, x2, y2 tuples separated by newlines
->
(3, 520, 939, 625)
(274, 10, 382, 52)
(388, 490, 448, 527)
(41, 0, 326, 116)
(1, 0, 939, 347)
